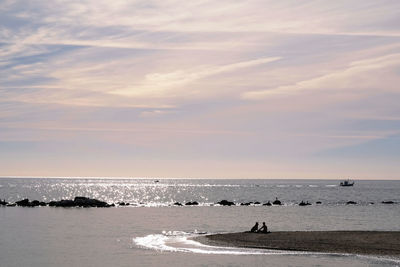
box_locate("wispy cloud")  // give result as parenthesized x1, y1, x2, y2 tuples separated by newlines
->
(243, 53, 400, 99)
(111, 57, 280, 97)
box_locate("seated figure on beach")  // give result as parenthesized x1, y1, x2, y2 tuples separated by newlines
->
(250, 222, 259, 232)
(258, 222, 268, 233)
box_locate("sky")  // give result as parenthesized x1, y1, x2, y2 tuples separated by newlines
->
(1, 0, 400, 179)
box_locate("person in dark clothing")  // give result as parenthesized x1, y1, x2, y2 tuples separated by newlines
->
(250, 222, 259, 232)
(258, 222, 268, 233)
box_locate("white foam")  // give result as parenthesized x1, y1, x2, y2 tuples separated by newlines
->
(134, 231, 315, 255)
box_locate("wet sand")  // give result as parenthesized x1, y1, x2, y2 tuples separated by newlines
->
(193, 231, 400, 257)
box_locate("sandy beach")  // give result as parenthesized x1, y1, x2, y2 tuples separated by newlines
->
(193, 231, 400, 257)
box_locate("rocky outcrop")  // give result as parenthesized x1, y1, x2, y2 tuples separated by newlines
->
(174, 202, 183, 206)
(263, 201, 272, 206)
(217, 200, 235, 206)
(299, 201, 311, 206)
(15, 199, 46, 207)
(272, 198, 282, 205)
(185, 201, 199, 206)
(346, 201, 357, 205)
(48, 197, 111, 207)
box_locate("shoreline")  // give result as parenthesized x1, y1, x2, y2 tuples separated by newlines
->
(193, 231, 400, 257)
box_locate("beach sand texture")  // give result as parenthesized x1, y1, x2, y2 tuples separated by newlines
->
(194, 231, 400, 257)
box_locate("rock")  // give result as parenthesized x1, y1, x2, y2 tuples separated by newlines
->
(16, 199, 30, 207)
(47, 197, 111, 208)
(382, 201, 395, 204)
(30, 200, 40, 207)
(174, 202, 183, 206)
(263, 201, 272, 206)
(272, 197, 282, 205)
(316, 201, 322, 204)
(254, 201, 261, 205)
(118, 202, 126, 206)
(346, 201, 357, 205)
(58, 199, 75, 207)
(0, 199, 8, 205)
(217, 200, 235, 206)
(299, 201, 312, 206)
(185, 201, 199, 206)
(74, 197, 109, 207)
(240, 202, 252, 206)
(6, 203, 16, 207)
(39, 202, 47, 206)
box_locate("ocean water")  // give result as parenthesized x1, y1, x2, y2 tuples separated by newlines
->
(0, 178, 399, 267)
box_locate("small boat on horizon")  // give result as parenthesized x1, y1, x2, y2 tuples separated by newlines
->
(340, 179, 354, 187)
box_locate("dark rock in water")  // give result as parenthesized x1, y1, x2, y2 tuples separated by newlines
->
(73, 197, 109, 207)
(31, 200, 40, 207)
(6, 203, 16, 207)
(369, 202, 374, 205)
(174, 202, 183, 206)
(316, 201, 322, 204)
(47, 197, 111, 208)
(263, 201, 272, 206)
(254, 201, 261, 205)
(382, 201, 395, 204)
(185, 201, 199, 206)
(272, 198, 282, 205)
(125, 203, 130, 206)
(39, 202, 46, 206)
(217, 200, 235, 206)
(16, 199, 30, 207)
(58, 199, 75, 207)
(299, 201, 312, 206)
(346, 201, 357, 205)
(240, 202, 252, 206)
(0, 199, 8, 205)
(118, 202, 126, 206)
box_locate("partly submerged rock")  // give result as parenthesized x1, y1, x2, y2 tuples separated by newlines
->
(263, 201, 272, 206)
(299, 201, 312, 206)
(346, 201, 357, 205)
(272, 198, 282, 205)
(382, 201, 395, 204)
(185, 201, 199, 206)
(48, 197, 111, 208)
(217, 200, 235, 206)
(16, 199, 30, 207)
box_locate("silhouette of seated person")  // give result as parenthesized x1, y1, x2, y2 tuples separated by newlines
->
(258, 222, 269, 233)
(250, 222, 259, 232)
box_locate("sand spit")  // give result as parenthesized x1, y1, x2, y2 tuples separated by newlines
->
(193, 231, 400, 257)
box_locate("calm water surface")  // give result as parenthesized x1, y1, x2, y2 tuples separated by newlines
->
(1, 178, 399, 266)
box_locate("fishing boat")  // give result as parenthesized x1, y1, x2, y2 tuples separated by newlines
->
(340, 179, 354, 187)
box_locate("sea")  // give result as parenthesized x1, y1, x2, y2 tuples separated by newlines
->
(0, 178, 399, 267)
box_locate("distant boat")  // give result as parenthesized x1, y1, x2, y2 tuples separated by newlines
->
(340, 179, 354, 187)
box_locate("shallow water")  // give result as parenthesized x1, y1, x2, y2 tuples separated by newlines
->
(1, 178, 399, 266)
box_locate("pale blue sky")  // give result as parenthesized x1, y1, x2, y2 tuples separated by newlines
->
(1, 0, 400, 178)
